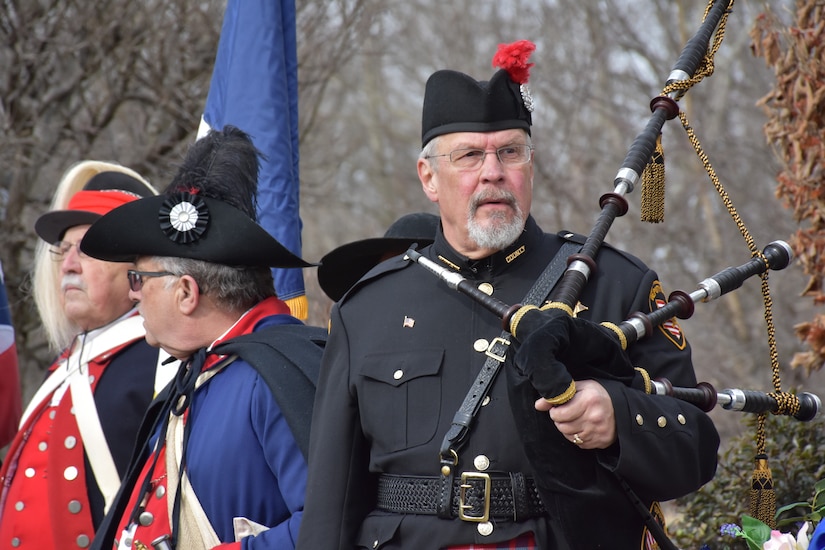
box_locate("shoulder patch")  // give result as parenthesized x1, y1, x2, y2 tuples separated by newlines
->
(640, 501, 667, 550)
(648, 280, 686, 350)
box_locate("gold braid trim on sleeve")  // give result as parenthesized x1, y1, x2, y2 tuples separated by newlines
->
(543, 379, 577, 406)
(599, 321, 627, 350)
(539, 301, 573, 316)
(634, 367, 652, 395)
(509, 305, 538, 339)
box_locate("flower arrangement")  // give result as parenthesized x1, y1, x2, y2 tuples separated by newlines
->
(712, 479, 825, 550)
(719, 516, 810, 549)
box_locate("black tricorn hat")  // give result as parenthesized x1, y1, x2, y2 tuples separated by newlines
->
(318, 212, 440, 301)
(80, 195, 314, 268)
(81, 126, 315, 269)
(421, 40, 536, 147)
(35, 171, 156, 244)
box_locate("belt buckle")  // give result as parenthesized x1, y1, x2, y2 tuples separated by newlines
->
(485, 337, 510, 362)
(458, 471, 491, 522)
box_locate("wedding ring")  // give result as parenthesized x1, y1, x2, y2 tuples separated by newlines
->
(572, 433, 584, 445)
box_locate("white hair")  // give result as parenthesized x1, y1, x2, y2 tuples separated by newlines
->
(32, 161, 156, 351)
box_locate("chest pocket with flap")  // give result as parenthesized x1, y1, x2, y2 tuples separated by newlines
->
(358, 348, 444, 453)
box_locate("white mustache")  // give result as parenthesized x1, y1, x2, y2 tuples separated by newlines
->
(61, 274, 85, 292)
(470, 190, 516, 212)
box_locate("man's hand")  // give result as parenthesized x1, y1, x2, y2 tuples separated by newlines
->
(535, 379, 616, 449)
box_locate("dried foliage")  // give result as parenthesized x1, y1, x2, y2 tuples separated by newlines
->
(750, 0, 825, 376)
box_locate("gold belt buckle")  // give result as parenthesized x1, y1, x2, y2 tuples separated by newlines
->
(458, 471, 491, 522)
(485, 337, 510, 362)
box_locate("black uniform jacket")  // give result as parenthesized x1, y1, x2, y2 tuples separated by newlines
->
(297, 217, 719, 549)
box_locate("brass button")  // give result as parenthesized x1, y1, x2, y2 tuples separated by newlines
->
(677, 414, 686, 425)
(477, 521, 494, 536)
(11, 537, 20, 547)
(49, 410, 57, 419)
(64, 466, 79, 481)
(38, 441, 48, 451)
(393, 369, 403, 380)
(473, 455, 490, 471)
(24, 467, 35, 478)
(68, 500, 82, 514)
(635, 414, 644, 426)
(482, 396, 491, 407)
(657, 416, 667, 428)
(156, 485, 166, 499)
(14, 501, 24, 511)
(473, 338, 489, 352)
(373, 541, 378, 549)
(65, 436, 77, 449)
(478, 282, 494, 296)
(76, 534, 90, 548)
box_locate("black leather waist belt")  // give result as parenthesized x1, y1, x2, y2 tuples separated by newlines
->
(376, 472, 545, 522)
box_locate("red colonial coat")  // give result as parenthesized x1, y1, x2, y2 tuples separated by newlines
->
(0, 316, 160, 549)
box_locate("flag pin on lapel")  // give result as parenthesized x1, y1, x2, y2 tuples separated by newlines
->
(403, 316, 415, 328)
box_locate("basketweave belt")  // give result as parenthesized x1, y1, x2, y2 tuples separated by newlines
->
(376, 472, 546, 523)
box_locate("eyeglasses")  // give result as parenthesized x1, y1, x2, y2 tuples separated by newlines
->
(49, 241, 89, 261)
(425, 144, 533, 170)
(127, 270, 176, 292)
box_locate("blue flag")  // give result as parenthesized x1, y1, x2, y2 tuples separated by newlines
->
(199, 0, 307, 317)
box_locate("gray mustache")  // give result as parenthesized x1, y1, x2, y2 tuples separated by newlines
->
(61, 275, 85, 292)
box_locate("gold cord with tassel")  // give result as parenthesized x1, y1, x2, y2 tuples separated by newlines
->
(641, 133, 666, 223)
(639, 0, 788, 530)
(749, 416, 776, 528)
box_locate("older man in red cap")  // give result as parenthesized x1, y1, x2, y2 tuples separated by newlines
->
(0, 162, 176, 549)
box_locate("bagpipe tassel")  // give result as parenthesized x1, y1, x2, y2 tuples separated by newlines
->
(749, 453, 777, 528)
(641, 132, 666, 223)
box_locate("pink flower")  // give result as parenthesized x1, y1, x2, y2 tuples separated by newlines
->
(762, 523, 811, 550)
(764, 530, 798, 550)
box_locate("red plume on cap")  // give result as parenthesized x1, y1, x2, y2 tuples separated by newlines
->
(492, 40, 536, 84)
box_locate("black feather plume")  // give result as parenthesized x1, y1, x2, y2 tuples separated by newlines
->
(165, 125, 262, 221)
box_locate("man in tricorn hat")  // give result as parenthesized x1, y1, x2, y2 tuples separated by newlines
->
(0, 162, 175, 548)
(82, 126, 324, 550)
(317, 212, 440, 303)
(297, 41, 719, 549)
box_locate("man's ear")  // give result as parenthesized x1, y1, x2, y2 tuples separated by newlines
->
(176, 275, 201, 315)
(418, 158, 438, 202)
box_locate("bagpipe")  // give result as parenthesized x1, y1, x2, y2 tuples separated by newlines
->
(405, 242, 821, 420)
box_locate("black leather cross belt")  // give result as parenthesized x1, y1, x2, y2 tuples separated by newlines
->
(376, 472, 545, 522)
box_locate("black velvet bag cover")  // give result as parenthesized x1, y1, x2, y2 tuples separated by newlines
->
(505, 308, 656, 549)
